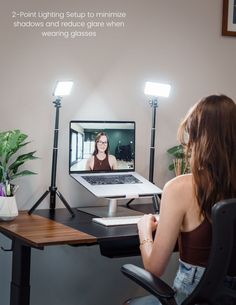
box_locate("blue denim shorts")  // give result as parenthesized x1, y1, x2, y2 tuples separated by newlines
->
(129, 260, 236, 305)
(129, 260, 205, 305)
(173, 259, 205, 304)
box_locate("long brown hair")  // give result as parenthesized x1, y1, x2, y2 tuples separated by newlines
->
(178, 94, 236, 218)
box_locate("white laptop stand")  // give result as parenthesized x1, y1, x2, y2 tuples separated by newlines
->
(77, 197, 145, 217)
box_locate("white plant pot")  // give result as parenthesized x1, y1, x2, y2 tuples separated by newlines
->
(0, 196, 18, 221)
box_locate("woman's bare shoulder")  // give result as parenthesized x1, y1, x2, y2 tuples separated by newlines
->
(87, 155, 94, 162)
(86, 155, 94, 169)
(108, 155, 117, 163)
(162, 174, 193, 204)
(108, 155, 118, 169)
(165, 174, 192, 189)
(158, 174, 194, 231)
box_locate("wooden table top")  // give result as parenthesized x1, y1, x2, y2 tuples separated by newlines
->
(0, 211, 97, 248)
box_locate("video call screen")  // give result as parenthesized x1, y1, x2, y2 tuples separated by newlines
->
(69, 120, 135, 173)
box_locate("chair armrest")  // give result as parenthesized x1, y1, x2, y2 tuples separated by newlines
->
(121, 264, 176, 300)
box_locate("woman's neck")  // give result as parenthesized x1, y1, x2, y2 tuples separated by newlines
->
(97, 152, 106, 160)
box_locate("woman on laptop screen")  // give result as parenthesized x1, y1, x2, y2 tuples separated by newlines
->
(86, 132, 117, 171)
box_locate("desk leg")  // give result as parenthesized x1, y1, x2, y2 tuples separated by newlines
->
(10, 240, 31, 305)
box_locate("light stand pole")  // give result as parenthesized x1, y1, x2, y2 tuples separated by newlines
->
(28, 83, 75, 216)
(148, 98, 161, 213)
(149, 98, 158, 184)
(144, 81, 171, 214)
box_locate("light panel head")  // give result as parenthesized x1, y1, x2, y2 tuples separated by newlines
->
(53, 81, 74, 96)
(144, 81, 171, 98)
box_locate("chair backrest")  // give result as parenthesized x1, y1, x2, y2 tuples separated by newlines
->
(183, 198, 236, 305)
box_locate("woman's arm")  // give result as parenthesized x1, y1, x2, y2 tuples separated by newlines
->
(109, 155, 118, 170)
(138, 176, 187, 277)
(85, 156, 94, 170)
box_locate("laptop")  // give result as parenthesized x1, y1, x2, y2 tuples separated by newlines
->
(69, 120, 162, 216)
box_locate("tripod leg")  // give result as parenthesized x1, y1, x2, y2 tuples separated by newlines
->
(152, 194, 161, 214)
(56, 190, 75, 217)
(126, 198, 135, 208)
(28, 190, 50, 215)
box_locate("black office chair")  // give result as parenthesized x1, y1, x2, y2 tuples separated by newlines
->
(121, 198, 236, 305)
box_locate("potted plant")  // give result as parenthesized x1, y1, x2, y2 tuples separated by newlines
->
(0, 129, 37, 220)
(167, 144, 190, 176)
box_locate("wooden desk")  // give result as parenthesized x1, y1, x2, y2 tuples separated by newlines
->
(0, 211, 96, 305)
(0, 204, 154, 305)
(0, 212, 97, 247)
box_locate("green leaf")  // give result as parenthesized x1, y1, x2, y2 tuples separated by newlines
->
(167, 144, 191, 175)
(0, 130, 29, 163)
(6, 131, 28, 163)
(0, 129, 37, 185)
(8, 151, 38, 174)
(10, 170, 37, 180)
(168, 164, 175, 171)
(167, 145, 185, 159)
(0, 164, 4, 182)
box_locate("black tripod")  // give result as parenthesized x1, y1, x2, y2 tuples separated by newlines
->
(28, 98, 75, 216)
(126, 98, 160, 213)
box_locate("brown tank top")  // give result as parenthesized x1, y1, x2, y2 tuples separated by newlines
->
(178, 218, 212, 267)
(93, 154, 111, 171)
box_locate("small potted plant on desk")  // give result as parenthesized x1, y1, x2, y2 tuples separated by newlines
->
(0, 129, 37, 220)
(167, 144, 190, 176)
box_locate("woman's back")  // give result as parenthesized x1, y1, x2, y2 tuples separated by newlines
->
(167, 174, 211, 267)
(135, 94, 236, 304)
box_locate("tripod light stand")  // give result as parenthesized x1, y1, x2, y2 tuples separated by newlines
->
(144, 81, 171, 212)
(28, 81, 75, 216)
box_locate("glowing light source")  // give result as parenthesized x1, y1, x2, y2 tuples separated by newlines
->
(144, 81, 171, 97)
(53, 81, 74, 96)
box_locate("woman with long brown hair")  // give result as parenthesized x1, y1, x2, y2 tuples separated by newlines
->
(86, 132, 117, 171)
(133, 94, 236, 304)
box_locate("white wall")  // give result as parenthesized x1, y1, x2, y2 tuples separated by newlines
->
(0, 0, 235, 304)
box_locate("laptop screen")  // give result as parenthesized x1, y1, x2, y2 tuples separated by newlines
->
(69, 120, 135, 173)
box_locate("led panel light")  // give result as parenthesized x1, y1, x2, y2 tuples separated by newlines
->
(53, 81, 74, 96)
(144, 81, 171, 98)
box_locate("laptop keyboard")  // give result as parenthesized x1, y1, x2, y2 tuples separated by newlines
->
(82, 174, 142, 185)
